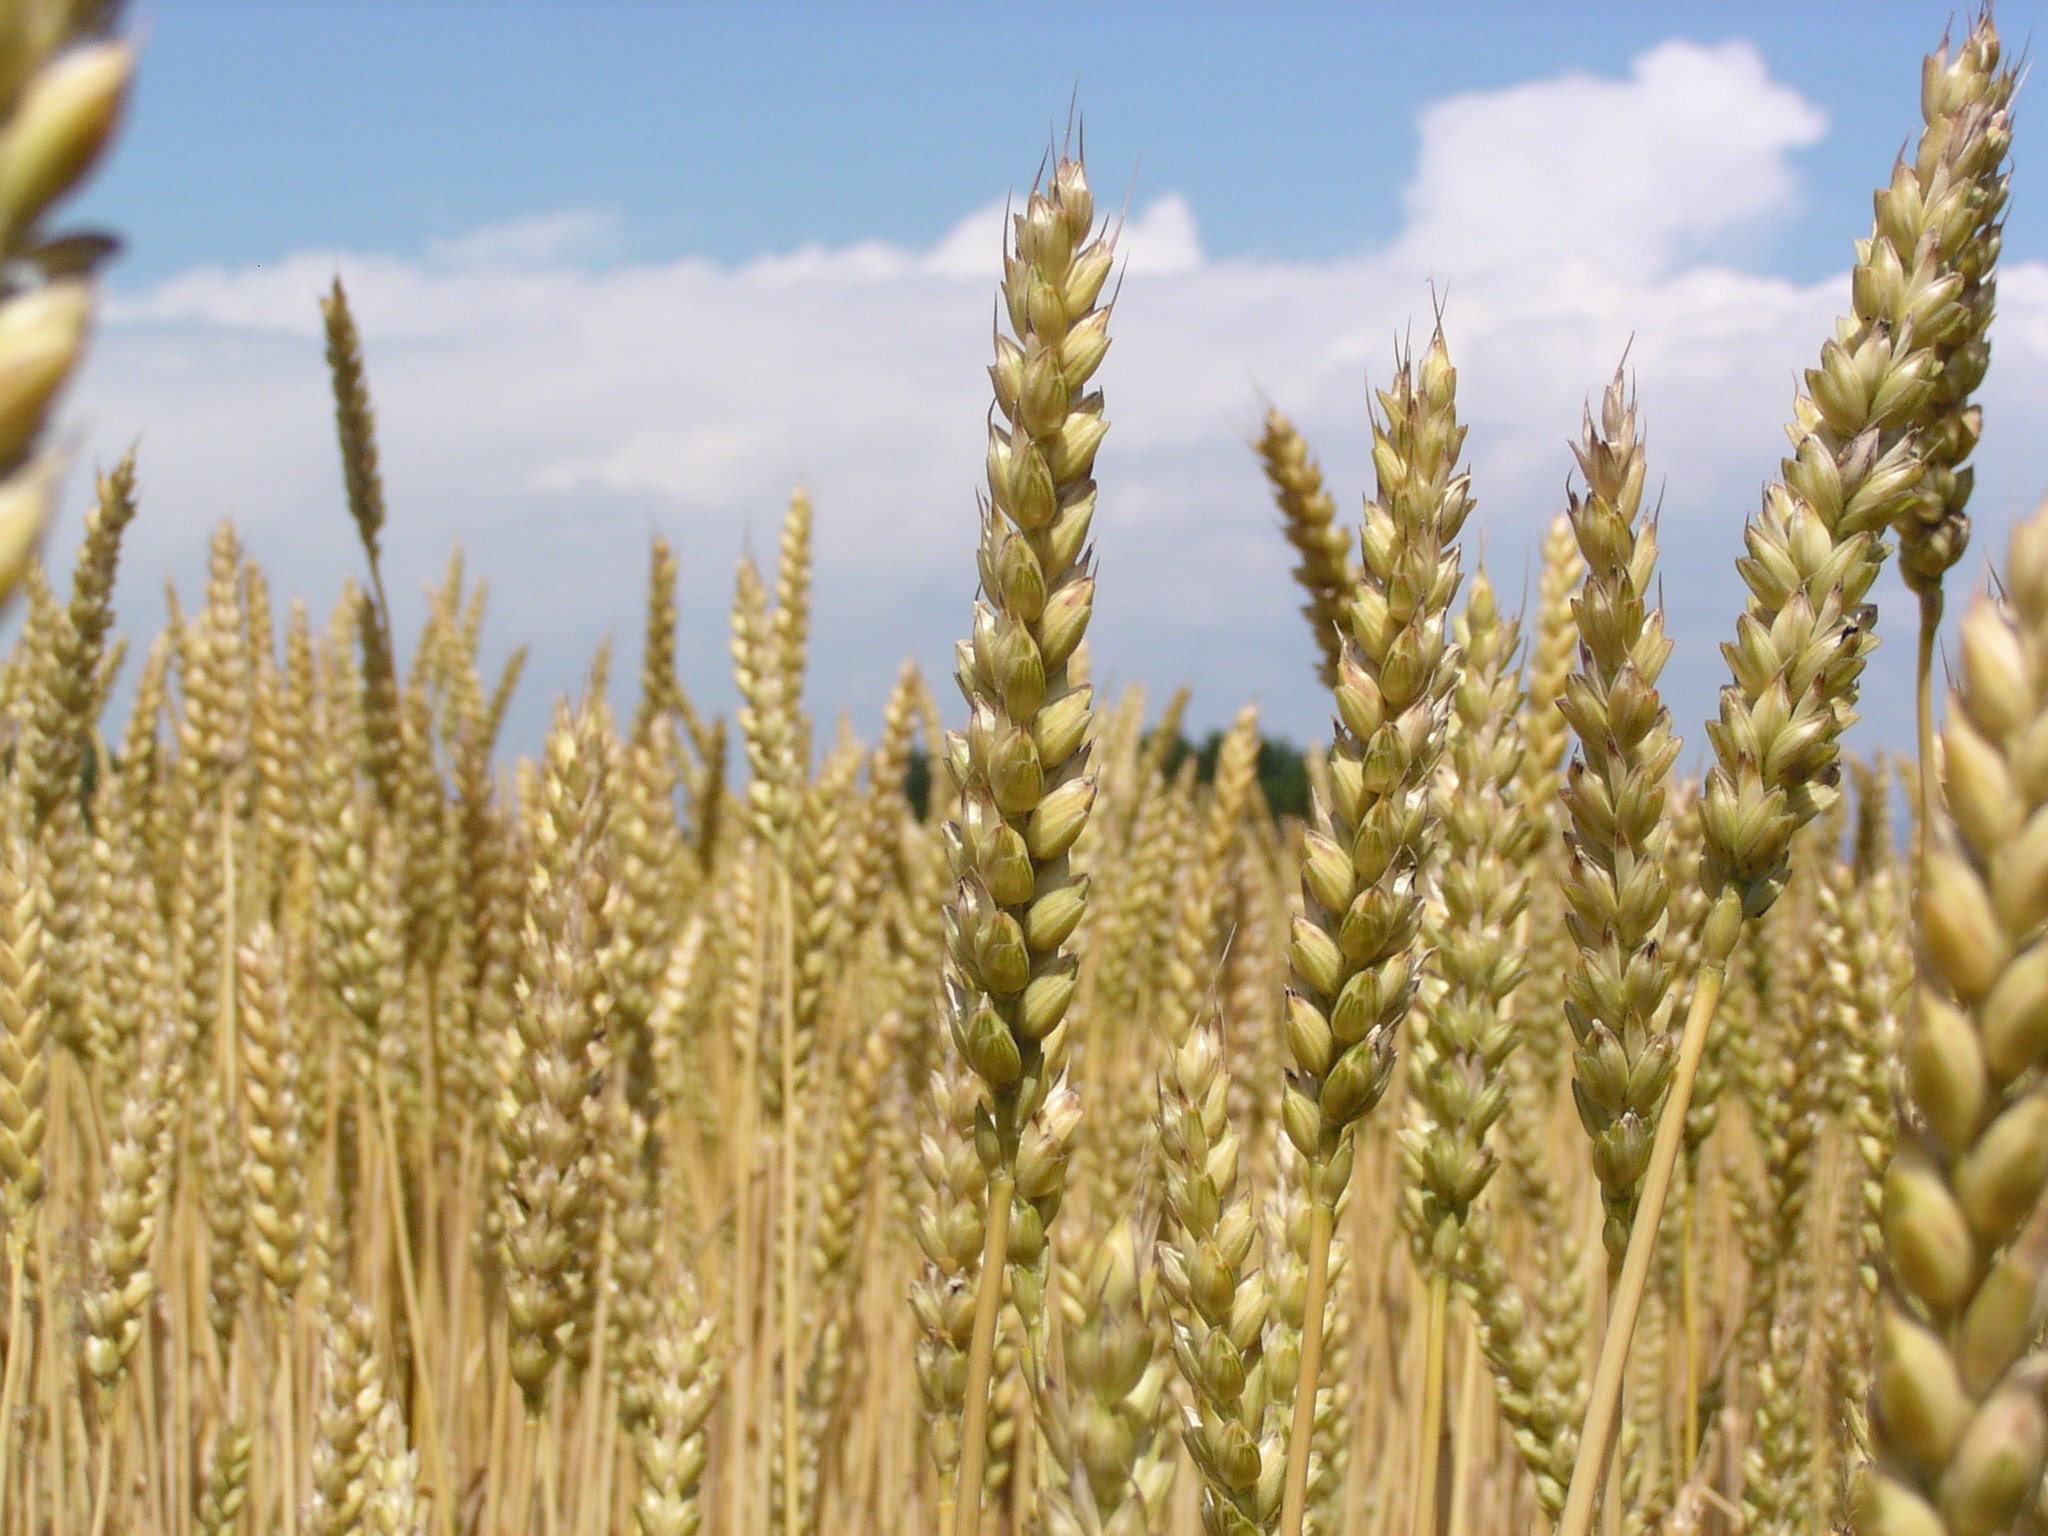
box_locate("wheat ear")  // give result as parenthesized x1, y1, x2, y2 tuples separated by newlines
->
(1279, 328, 1468, 1536)
(941, 153, 1110, 1536)
(0, 15, 131, 606)
(1158, 711, 1282, 1535)
(1401, 566, 1534, 1536)
(1038, 1218, 1176, 1536)
(496, 702, 615, 1410)
(1259, 409, 1355, 690)
(1853, 497, 2048, 1536)
(1556, 374, 1679, 1268)
(1889, 12, 2016, 845)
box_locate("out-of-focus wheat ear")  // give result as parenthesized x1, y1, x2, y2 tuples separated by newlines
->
(238, 920, 307, 1305)
(841, 658, 922, 951)
(772, 486, 814, 755)
(192, 1417, 252, 1536)
(634, 532, 681, 745)
(732, 557, 799, 849)
(1144, 684, 1191, 774)
(17, 451, 134, 831)
(628, 1268, 719, 1536)
(496, 700, 614, 1412)
(1152, 710, 1269, 1531)
(1455, 1205, 1582, 1517)
(303, 1294, 384, 1536)
(198, 1069, 245, 1367)
(360, 1398, 428, 1536)
(320, 277, 386, 592)
(0, 811, 49, 1243)
(172, 524, 248, 1079)
(0, 17, 134, 609)
(604, 1101, 661, 1428)
(80, 770, 134, 1100)
(1887, 12, 2016, 844)
(320, 280, 401, 809)
(797, 1004, 903, 1514)
(785, 732, 860, 1100)
(1401, 566, 1535, 1536)
(911, 1061, 987, 1532)
(81, 1012, 176, 1401)
(1740, 863, 1851, 1535)
(9, 569, 92, 1060)
(1850, 495, 2048, 1536)
(1158, 964, 1279, 1536)
(1036, 1218, 1175, 1536)
(1278, 327, 1468, 1536)
(1833, 830, 1911, 1464)
(609, 713, 686, 1115)
(1259, 408, 1356, 690)
(941, 153, 1110, 1536)
(1158, 704, 1262, 1045)
(1520, 509, 1586, 840)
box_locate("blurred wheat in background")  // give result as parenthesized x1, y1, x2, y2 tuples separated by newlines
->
(0, 3, 2040, 1535)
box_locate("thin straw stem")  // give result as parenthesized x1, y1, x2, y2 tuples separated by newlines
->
(1279, 1199, 1335, 1536)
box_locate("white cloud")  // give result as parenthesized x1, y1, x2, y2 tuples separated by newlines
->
(1397, 40, 1826, 281)
(427, 209, 620, 267)
(58, 39, 2048, 755)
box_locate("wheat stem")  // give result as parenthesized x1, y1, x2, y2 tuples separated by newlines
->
(1916, 593, 1941, 873)
(1278, 1197, 1333, 1536)
(952, 1170, 1013, 1536)
(1414, 1267, 1450, 1536)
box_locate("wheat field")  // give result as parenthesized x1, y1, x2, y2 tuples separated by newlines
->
(0, 4, 2034, 1536)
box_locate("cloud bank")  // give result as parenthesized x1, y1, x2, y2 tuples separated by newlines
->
(60, 38, 2048, 754)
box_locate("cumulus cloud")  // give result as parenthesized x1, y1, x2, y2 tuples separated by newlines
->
(1397, 41, 1826, 280)
(58, 38, 2048, 753)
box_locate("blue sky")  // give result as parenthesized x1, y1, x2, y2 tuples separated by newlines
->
(86, 2, 2048, 282)
(56, 1, 2048, 752)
